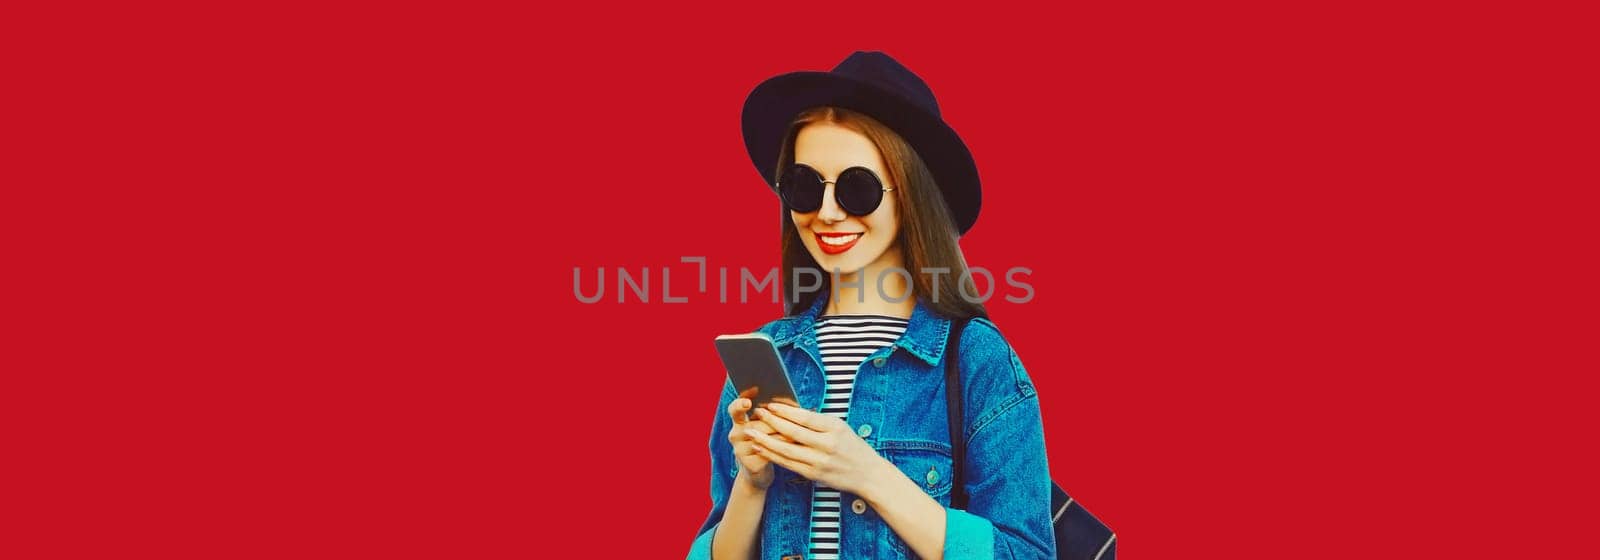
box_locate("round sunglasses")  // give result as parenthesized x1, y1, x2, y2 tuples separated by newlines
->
(776, 163, 896, 216)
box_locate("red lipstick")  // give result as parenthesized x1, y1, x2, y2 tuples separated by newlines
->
(814, 231, 863, 255)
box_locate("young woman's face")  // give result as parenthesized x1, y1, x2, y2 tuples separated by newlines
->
(790, 122, 901, 274)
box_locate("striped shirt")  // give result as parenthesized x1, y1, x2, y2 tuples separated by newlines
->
(808, 314, 909, 560)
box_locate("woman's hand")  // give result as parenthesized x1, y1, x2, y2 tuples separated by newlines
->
(746, 401, 892, 496)
(726, 391, 787, 490)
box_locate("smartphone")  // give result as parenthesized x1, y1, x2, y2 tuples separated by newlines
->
(714, 333, 800, 411)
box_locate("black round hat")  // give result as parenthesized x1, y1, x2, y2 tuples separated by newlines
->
(741, 51, 981, 235)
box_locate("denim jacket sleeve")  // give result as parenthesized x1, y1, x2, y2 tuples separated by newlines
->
(943, 319, 1056, 559)
(686, 379, 740, 560)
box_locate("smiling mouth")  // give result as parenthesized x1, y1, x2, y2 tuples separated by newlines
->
(814, 232, 863, 254)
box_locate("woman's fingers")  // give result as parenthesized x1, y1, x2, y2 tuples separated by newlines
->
(727, 398, 751, 426)
(746, 425, 823, 466)
(728, 417, 792, 448)
(742, 418, 794, 442)
(766, 401, 841, 431)
(752, 443, 804, 475)
(753, 407, 827, 448)
(748, 433, 818, 481)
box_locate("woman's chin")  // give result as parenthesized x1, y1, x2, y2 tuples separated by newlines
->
(809, 254, 867, 276)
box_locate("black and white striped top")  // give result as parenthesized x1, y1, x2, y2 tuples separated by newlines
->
(808, 314, 909, 560)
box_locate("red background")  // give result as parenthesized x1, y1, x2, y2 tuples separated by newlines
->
(5, 1, 1596, 558)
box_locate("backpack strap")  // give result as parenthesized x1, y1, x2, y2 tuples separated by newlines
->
(945, 317, 971, 510)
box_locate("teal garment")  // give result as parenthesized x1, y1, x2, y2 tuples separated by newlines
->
(687, 294, 1056, 559)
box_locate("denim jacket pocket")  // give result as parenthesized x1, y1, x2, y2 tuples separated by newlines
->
(878, 439, 955, 559)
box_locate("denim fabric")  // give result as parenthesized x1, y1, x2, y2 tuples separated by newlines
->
(687, 295, 1056, 559)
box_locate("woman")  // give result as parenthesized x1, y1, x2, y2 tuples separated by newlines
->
(687, 52, 1054, 560)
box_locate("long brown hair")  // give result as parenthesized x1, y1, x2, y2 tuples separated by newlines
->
(777, 106, 987, 321)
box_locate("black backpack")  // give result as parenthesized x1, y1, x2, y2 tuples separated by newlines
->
(945, 318, 1117, 560)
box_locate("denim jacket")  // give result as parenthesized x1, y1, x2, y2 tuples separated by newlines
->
(687, 295, 1056, 559)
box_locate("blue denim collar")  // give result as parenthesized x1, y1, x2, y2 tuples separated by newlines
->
(765, 293, 952, 367)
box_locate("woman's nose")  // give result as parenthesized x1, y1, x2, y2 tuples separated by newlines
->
(815, 183, 847, 223)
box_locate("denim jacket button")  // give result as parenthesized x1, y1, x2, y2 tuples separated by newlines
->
(873, 357, 886, 367)
(926, 467, 940, 486)
(851, 498, 867, 514)
(856, 423, 872, 438)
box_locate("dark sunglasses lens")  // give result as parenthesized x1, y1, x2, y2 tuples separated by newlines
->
(780, 165, 824, 213)
(835, 167, 885, 215)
